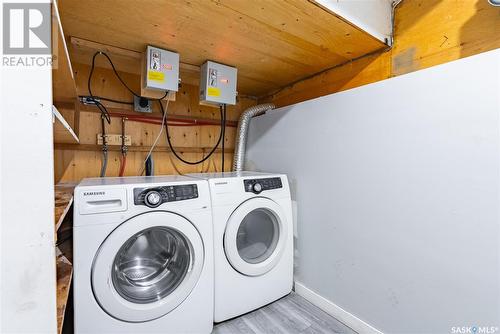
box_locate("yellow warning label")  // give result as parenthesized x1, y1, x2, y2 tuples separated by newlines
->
(148, 70, 165, 82)
(207, 87, 221, 97)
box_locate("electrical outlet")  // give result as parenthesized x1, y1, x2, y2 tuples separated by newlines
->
(134, 96, 152, 113)
(97, 134, 132, 146)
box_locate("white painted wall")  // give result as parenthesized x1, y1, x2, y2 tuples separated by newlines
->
(0, 0, 57, 332)
(246, 49, 500, 333)
(314, 0, 393, 44)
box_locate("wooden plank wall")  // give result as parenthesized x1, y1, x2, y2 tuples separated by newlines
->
(263, 0, 500, 107)
(54, 62, 256, 182)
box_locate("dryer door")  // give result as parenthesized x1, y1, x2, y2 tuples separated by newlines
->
(224, 197, 288, 276)
(91, 211, 204, 323)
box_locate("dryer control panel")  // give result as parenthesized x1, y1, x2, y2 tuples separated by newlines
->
(244, 177, 282, 194)
(134, 184, 198, 208)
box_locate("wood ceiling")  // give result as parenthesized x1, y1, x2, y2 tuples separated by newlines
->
(58, 0, 387, 97)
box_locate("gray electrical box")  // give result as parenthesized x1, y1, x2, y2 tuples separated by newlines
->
(144, 45, 179, 92)
(199, 61, 237, 106)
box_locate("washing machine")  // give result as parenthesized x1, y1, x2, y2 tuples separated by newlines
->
(73, 176, 213, 333)
(187, 171, 293, 322)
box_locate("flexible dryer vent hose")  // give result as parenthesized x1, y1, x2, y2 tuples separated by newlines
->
(233, 103, 275, 172)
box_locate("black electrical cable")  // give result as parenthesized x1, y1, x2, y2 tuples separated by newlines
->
(160, 100, 224, 165)
(91, 51, 169, 101)
(221, 104, 226, 172)
(92, 51, 138, 98)
(88, 53, 111, 124)
(95, 99, 112, 124)
(145, 155, 154, 176)
(86, 51, 169, 125)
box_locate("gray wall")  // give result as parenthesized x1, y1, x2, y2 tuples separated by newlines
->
(246, 50, 500, 333)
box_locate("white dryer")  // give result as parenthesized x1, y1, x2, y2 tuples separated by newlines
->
(73, 176, 213, 333)
(187, 172, 293, 322)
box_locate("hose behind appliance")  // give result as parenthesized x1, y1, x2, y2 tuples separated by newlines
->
(119, 117, 127, 177)
(100, 115, 108, 177)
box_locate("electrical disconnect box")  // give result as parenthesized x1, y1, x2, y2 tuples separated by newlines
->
(144, 45, 179, 92)
(199, 61, 237, 106)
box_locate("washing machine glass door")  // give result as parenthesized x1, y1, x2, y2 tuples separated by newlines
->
(91, 211, 204, 323)
(224, 197, 287, 276)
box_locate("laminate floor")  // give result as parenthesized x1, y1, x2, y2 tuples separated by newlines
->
(212, 292, 357, 334)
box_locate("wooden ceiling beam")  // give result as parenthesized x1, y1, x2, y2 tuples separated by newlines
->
(70, 37, 200, 74)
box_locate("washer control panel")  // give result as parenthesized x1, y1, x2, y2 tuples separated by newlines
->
(134, 184, 198, 207)
(244, 177, 282, 194)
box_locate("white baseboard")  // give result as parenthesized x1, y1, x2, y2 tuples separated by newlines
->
(294, 282, 383, 334)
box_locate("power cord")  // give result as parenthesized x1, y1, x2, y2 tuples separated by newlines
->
(86, 51, 169, 125)
(88, 53, 112, 124)
(160, 101, 224, 165)
(138, 97, 171, 175)
(145, 155, 154, 176)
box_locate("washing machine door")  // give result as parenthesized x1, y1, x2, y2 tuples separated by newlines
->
(91, 211, 204, 323)
(224, 197, 287, 277)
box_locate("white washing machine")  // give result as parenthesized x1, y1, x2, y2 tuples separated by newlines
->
(187, 172, 293, 322)
(73, 176, 213, 333)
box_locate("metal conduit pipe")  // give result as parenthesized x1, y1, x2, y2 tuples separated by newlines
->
(233, 103, 275, 172)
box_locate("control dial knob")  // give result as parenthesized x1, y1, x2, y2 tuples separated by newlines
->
(145, 190, 162, 207)
(252, 182, 263, 194)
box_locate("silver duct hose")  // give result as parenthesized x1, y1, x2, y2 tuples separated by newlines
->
(233, 103, 275, 172)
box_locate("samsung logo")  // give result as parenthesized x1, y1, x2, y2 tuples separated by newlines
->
(83, 191, 105, 196)
(214, 182, 228, 185)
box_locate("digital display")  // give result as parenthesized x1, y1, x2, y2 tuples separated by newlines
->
(175, 185, 194, 197)
(134, 184, 198, 206)
(244, 177, 282, 193)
